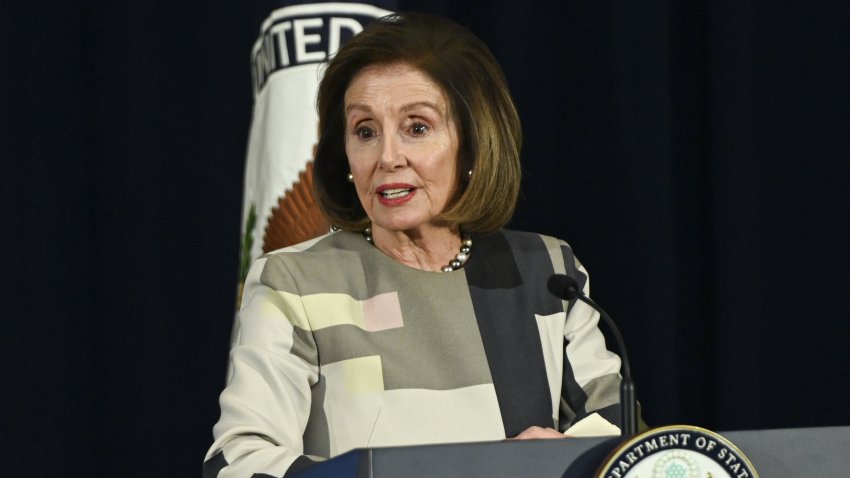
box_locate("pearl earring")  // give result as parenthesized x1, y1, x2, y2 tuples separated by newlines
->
(347, 173, 354, 183)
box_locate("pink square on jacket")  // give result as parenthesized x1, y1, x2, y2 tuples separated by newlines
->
(362, 292, 404, 331)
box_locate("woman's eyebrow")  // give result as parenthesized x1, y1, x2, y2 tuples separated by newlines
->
(345, 103, 372, 116)
(400, 101, 442, 115)
(344, 101, 444, 117)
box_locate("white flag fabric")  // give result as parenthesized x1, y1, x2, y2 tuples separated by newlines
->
(238, 2, 394, 295)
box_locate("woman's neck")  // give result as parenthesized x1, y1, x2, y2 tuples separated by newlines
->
(369, 224, 461, 272)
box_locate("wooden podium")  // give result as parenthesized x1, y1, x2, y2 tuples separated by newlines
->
(292, 426, 848, 477)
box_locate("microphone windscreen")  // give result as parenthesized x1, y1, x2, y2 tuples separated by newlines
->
(547, 273, 581, 301)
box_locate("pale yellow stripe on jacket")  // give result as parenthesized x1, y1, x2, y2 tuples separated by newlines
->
(339, 355, 385, 394)
(275, 291, 366, 331)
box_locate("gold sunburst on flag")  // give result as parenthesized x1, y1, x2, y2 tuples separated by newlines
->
(262, 161, 329, 253)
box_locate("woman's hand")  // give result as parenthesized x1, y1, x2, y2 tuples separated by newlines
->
(510, 426, 567, 440)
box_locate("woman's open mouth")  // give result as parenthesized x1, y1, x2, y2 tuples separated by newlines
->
(376, 184, 416, 205)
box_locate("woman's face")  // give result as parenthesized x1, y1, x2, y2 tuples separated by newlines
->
(344, 63, 460, 235)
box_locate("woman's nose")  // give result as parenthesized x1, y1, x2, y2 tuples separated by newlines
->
(378, 133, 406, 171)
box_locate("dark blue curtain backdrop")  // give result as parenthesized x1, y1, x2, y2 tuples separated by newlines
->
(3, 1, 848, 476)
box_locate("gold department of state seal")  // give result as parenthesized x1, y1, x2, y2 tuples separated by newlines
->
(596, 425, 758, 478)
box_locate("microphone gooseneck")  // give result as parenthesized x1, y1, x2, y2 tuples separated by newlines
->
(547, 273, 638, 437)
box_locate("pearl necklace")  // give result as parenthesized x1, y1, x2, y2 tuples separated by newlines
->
(363, 227, 473, 272)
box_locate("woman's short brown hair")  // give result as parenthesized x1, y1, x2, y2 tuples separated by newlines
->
(313, 12, 522, 233)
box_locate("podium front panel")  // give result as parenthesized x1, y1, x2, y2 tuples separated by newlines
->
(293, 426, 849, 477)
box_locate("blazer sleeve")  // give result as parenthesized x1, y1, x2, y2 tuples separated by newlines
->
(559, 247, 623, 430)
(203, 255, 321, 478)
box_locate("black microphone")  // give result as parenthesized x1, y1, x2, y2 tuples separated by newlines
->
(547, 273, 638, 437)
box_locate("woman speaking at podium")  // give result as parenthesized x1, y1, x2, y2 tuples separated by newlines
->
(205, 12, 624, 478)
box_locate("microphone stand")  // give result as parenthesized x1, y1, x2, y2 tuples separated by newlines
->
(574, 294, 638, 437)
(547, 273, 638, 437)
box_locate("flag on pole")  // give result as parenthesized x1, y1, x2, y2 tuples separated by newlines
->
(237, 1, 395, 307)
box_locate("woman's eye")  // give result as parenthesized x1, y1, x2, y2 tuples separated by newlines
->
(410, 123, 429, 136)
(355, 126, 376, 140)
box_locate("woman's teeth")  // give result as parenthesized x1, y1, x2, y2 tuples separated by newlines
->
(381, 188, 411, 199)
